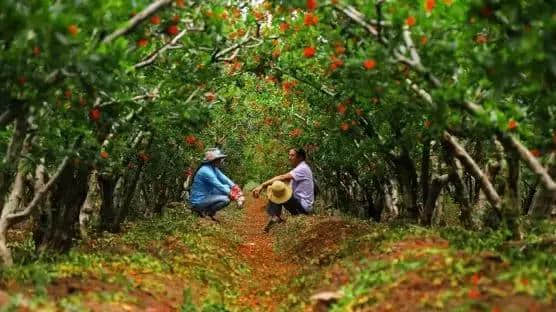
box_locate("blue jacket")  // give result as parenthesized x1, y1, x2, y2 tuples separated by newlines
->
(189, 164, 235, 205)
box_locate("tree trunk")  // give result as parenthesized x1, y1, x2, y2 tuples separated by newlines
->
(447, 157, 472, 228)
(0, 133, 32, 266)
(442, 132, 502, 211)
(381, 178, 399, 220)
(504, 149, 524, 239)
(34, 162, 90, 253)
(471, 140, 485, 204)
(421, 139, 431, 208)
(79, 170, 100, 240)
(529, 153, 556, 218)
(391, 151, 419, 219)
(422, 174, 450, 226)
(112, 165, 143, 230)
(0, 115, 28, 211)
(99, 174, 117, 232)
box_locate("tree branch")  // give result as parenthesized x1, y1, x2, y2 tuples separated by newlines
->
(133, 26, 204, 69)
(333, 4, 382, 43)
(442, 131, 502, 211)
(213, 31, 253, 62)
(102, 0, 173, 44)
(500, 134, 556, 193)
(7, 156, 71, 222)
(274, 67, 336, 97)
(375, 0, 386, 44)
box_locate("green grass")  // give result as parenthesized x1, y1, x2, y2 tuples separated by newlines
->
(0, 205, 247, 311)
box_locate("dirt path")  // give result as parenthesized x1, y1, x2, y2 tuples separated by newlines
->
(232, 196, 299, 311)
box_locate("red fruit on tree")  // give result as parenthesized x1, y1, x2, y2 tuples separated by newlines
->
(89, 108, 101, 121)
(330, 56, 344, 70)
(253, 11, 265, 21)
(303, 46, 316, 58)
(337, 103, 347, 114)
(204, 92, 216, 102)
(480, 6, 493, 17)
(491, 307, 501, 312)
(150, 15, 161, 25)
(340, 122, 350, 132)
(17, 76, 26, 86)
(33, 46, 41, 57)
(306, 0, 317, 11)
(406, 16, 416, 27)
(176, 0, 185, 8)
(279, 22, 289, 32)
(475, 34, 488, 44)
(421, 35, 428, 45)
(138, 152, 150, 162)
(334, 44, 346, 55)
(64, 89, 72, 99)
(363, 59, 377, 70)
(100, 151, 109, 159)
(507, 119, 518, 130)
(530, 149, 541, 158)
(67, 24, 79, 36)
(166, 25, 179, 36)
(282, 80, 297, 93)
(185, 135, 197, 145)
(468, 288, 480, 300)
(304, 13, 318, 26)
(471, 273, 480, 285)
(425, 0, 436, 13)
(289, 128, 302, 138)
(136, 38, 149, 47)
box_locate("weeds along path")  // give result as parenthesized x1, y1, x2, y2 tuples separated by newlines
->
(231, 196, 300, 311)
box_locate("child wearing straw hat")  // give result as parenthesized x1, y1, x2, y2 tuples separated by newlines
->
(252, 148, 314, 232)
(189, 148, 243, 221)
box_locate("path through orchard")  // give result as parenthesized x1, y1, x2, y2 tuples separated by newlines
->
(232, 196, 300, 311)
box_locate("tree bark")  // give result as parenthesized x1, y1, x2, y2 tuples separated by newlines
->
(33, 161, 90, 253)
(446, 155, 472, 228)
(102, 0, 173, 44)
(529, 153, 556, 218)
(0, 115, 28, 210)
(422, 174, 450, 226)
(79, 170, 99, 240)
(391, 151, 419, 219)
(421, 139, 431, 208)
(442, 132, 502, 211)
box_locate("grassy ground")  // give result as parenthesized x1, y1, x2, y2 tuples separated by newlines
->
(1, 197, 555, 311)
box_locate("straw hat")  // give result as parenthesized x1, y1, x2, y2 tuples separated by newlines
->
(267, 181, 293, 204)
(202, 148, 227, 163)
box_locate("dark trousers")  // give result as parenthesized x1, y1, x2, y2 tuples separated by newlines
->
(267, 196, 308, 217)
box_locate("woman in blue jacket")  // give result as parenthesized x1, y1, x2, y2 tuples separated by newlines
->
(189, 148, 241, 220)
